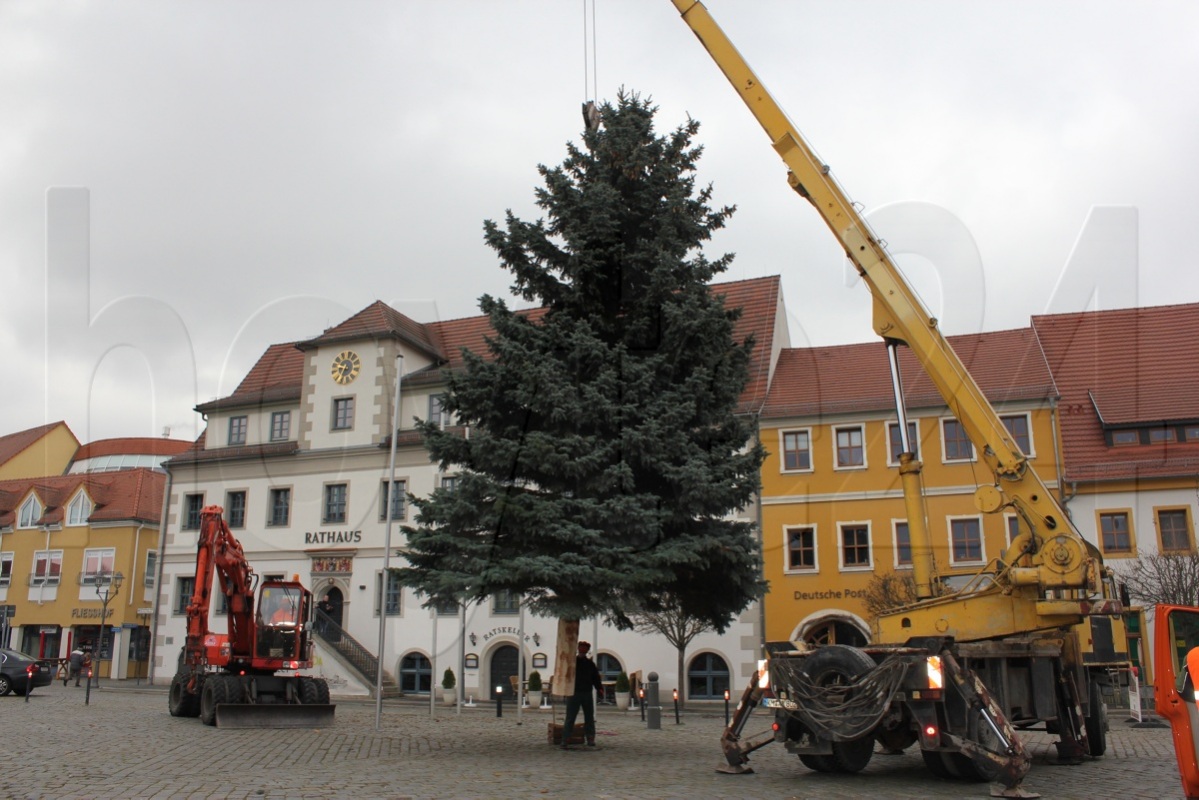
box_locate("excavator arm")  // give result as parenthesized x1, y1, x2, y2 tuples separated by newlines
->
(670, 1, 1112, 639)
(184, 506, 258, 669)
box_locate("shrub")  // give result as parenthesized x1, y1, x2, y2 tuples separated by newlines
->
(527, 670, 542, 691)
(441, 668, 456, 690)
(615, 671, 630, 693)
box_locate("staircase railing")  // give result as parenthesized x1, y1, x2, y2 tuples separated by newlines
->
(314, 609, 397, 693)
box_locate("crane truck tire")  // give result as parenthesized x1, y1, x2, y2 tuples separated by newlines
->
(1085, 679, 1108, 757)
(798, 645, 879, 773)
(200, 675, 229, 726)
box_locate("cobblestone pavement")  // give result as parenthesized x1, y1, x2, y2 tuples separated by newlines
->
(0, 681, 1184, 800)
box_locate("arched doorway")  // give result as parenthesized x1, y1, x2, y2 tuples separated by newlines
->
(325, 586, 344, 628)
(489, 643, 521, 701)
(688, 652, 730, 699)
(399, 652, 432, 694)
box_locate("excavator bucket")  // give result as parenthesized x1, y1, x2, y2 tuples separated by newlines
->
(215, 703, 336, 729)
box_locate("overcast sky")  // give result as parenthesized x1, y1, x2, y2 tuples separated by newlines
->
(3, 0, 1196, 445)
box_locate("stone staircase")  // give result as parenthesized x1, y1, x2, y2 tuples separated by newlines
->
(314, 609, 402, 698)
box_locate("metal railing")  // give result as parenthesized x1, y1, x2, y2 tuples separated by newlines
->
(313, 609, 398, 694)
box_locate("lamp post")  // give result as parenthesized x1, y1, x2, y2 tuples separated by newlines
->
(92, 572, 124, 691)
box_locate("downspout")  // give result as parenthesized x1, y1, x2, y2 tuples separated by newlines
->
(129, 523, 144, 609)
(754, 414, 767, 659)
(147, 468, 173, 685)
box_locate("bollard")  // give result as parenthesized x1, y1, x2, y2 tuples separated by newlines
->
(724, 688, 730, 727)
(673, 688, 681, 724)
(646, 672, 661, 730)
(495, 685, 504, 718)
(25, 665, 33, 703)
(639, 688, 645, 722)
(85, 668, 93, 705)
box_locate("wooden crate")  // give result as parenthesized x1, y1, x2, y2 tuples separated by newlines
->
(547, 722, 586, 746)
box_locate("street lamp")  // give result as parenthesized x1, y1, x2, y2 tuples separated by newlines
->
(91, 572, 124, 690)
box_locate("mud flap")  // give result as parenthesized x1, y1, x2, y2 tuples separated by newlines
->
(215, 703, 336, 729)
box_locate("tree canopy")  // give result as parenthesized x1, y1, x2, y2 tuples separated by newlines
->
(398, 91, 765, 632)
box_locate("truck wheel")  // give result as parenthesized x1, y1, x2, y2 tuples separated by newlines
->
(200, 676, 228, 725)
(315, 678, 330, 705)
(1085, 679, 1108, 757)
(169, 672, 200, 718)
(223, 675, 245, 705)
(801, 645, 879, 773)
(299, 677, 321, 705)
(921, 749, 953, 779)
(798, 753, 837, 772)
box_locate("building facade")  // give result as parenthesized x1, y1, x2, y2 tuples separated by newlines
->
(0, 427, 188, 678)
(154, 277, 788, 701)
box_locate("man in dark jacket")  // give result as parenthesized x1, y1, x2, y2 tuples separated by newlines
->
(561, 640, 604, 749)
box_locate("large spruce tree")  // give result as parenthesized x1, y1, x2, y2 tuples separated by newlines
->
(399, 92, 765, 632)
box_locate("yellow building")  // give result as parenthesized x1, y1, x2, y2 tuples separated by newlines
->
(0, 422, 78, 481)
(758, 328, 1061, 646)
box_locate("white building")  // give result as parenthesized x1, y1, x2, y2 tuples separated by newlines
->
(152, 277, 788, 701)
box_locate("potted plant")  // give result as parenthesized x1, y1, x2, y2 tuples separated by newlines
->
(527, 670, 543, 708)
(614, 671, 631, 711)
(441, 667, 457, 705)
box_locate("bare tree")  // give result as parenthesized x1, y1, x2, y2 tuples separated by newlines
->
(630, 596, 714, 709)
(862, 571, 921, 619)
(1114, 551, 1199, 607)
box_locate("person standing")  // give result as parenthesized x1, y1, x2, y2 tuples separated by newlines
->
(316, 595, 333, 635)
(561, 640, 604, 749)
(68, 645, 85, 687)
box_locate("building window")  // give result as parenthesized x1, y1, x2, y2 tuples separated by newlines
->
(949, 517, 983, 565)
(268, 488, 291, 527)
(67, 492, 92, 526)
(428, 394, 446, 428)
(942, 419, 974, 461)
(1158, 508, 1192, 552)
(381, 479, 406, 521)
(840, 524, 872, 569)
(18, 495, 42, 529)
(834, 426, 865, 468)
(324, 484, 348, 524)
(1001, 413, 1032, 455)
(887, 421, 918, 464)
(492, 589, 521, 615)
(332, 397, 355, 431)
(228, 415, 248, 445)
(1006, 515, 1022, 547)
(440, 476, 459, 493)
(400, 653, 432, 694)
(175, 577, 195, 615)
(434, 597, 459, 615)
(82, 548, 116, 584)
(183, 493, 204, 530)
(780, 430, 812, 471)
(144, 550, 157, 590)
(1099, 511, 1133, 554)
(31, 550, 63, 586)
(0, 552, 12, 588)
(894, 522, 912, 567)
(225, 491, 247, 528)
(597, 653, 623, 687)
(376, 570, 402, 616)
(1185, 426, 1199, 443)
(270, 410, 291, 441)
(784, 526, 817, 572)
(1112, 429, 1139, 446)
(1149, 427, 1177, 444)
(688, 652, 730, 700)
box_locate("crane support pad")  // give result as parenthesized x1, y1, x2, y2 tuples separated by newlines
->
(215, 703, 336, 729)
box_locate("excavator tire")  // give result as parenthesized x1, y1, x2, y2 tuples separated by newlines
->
(798, 754, 837, 772)
(200, 675, 229, 726)
(300, 677, 321, 705)
(801, 645, 879, 774)
(168, 672, 200, 718)
(921, 748, 954, 779)
(314, 677, 330, 705)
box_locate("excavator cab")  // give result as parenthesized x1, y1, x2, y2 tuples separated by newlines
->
(255, 583, 310, 664)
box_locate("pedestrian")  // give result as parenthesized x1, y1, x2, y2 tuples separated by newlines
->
(561, 640, 604, 750)
(316, 595, 333, 634)
(68, 645, 85, 687)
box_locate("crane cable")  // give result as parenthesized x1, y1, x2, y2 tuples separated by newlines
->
(582, 0, 600, 131)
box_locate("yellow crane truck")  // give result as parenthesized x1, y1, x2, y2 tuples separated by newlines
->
(668, 2, 1128, 795)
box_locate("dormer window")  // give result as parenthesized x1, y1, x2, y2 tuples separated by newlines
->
(18, 495, 42, 528)
(67, 493, 92, 526)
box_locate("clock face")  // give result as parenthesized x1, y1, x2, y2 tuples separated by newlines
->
(331, 350, 361, 385)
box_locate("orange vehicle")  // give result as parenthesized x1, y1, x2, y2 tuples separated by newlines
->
(1153, 604, 1199, 799)
(168, 505, 334, 728)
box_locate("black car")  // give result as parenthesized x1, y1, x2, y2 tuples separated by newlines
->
(0, 648, 55, 696)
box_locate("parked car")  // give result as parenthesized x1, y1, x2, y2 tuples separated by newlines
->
(0, 648, 55, 696)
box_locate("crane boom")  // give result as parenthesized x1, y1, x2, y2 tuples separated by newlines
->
(671, 0, 1113, 640)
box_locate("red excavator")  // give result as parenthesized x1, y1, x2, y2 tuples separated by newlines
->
(168, 505, 335, 728)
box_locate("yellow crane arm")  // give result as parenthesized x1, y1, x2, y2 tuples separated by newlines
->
(670, 0, 1104, 610)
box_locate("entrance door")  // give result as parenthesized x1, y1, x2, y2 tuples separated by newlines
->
(490, 644, 521, 701)
(326, 587, 344, 627)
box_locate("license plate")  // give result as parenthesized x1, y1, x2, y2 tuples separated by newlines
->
(763, 697, 798, 710)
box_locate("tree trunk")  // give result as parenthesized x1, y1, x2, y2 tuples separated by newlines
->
(676, 643, 686, 711)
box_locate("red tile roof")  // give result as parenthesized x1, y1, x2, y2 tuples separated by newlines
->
(762, 327, 1056, 419)
(1032, 303, 1199, 482)
(73, 437, 192, 460)
(0, 422, 77, 469)
(198, 276, 785, 414)
(0, 468, 165, 529)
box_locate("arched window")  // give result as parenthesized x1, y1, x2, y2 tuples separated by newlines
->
(399, 652, 432, 694)
(687, 652, 730, 699)
(596, 652, 622, 683)
(18, 495, 42, 528)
